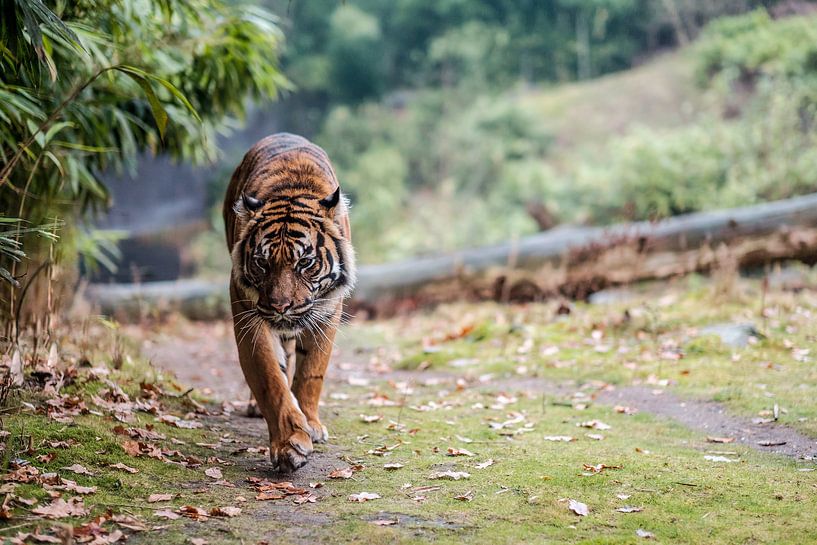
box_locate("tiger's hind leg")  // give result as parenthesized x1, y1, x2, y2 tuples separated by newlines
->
(291, 305, 341, 444)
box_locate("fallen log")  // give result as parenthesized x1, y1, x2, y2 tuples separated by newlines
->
(87, 193, 817, 319)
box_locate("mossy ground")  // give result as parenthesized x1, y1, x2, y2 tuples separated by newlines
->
(2, 272, 817, 544)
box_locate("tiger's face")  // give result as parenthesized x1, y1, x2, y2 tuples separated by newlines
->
(231, 187, 355, 334)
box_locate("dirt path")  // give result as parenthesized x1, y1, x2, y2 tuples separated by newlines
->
(131, 320, 817, 463)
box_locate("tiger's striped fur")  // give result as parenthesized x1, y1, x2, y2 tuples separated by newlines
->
(223, 133, 355, 471)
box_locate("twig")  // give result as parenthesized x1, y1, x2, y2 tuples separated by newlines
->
(166, 387, 195, 399)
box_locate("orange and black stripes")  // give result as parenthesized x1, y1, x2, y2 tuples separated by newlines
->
(223, 133, 356, 334)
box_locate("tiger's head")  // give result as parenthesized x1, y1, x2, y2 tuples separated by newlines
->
(230, 176, 356, 334)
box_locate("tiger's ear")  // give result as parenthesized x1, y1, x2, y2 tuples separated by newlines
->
(319, 187, 340, 217)
(234, 192, 265, 218)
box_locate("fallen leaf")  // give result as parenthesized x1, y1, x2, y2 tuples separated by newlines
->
(757, 440, 787, 447)
(577, 420, 611, 430)
(706, 436, 735, 444)
(62, 480, 97, 495)
(204, 467, 223, 480)
(568, 499, 589, 516)
(121, 440, 143, 457)
(704, 455, 738, 463)
(154, 509, 181, 520)
(348, 492, 380, 502)
(359, 414, 382, 423)
(177, 506, 209, 520)
(11, 532, 62, 544)
(586, 434, 605, 441)
(446, 447, 475, 457)
(190, 539, 208, 545)
(328, 468, 354, 479)
(617, 506, 643, 513)
(636, 529, 655, 539)
(544, 436, 576, 442)
(111, 514, 148, 531)
(110, 463, 138, 474)
(148, 493, 173, 503)
(454, 490, 474, 501)
(255, 491, 285, 501)
(32, 497, 88, 519)
(582, 463, 623, 474)
(371, 519, 398, 526)
(475, 459, 494, 469)
(61, 464, 94, 476)
(293, 493, 317, 505)
(383, 463, 403, 470)
(428, 471, 470, 480)
(210, 506, 241, 517)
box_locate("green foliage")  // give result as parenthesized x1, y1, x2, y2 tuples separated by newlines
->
(309, 8, 817, 263)
(696, 9, 817, 87)
(325, 5, 385, 103)
(318, 92, 553, 262)
(0, 0, 285, 314)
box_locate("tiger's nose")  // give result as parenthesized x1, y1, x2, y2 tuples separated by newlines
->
(268, 299, 293, 314)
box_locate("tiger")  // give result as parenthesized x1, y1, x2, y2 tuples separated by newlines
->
(223, 133, 356, 472)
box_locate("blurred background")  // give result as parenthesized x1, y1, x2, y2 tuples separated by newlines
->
(4, 0, 817, 322)
(94, 0, 817, 284)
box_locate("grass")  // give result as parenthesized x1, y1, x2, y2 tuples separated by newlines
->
(2, 271, 817, 543)
(516, 51, 706, 154)
(310, 389, 817, 544)
(377, 272, 817, 437)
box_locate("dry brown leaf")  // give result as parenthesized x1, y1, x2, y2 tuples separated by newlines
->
(292, 493, 318, 505)
(61, 464, 94, 476)
(617, 506, 644, 513)
(383, 463, 403, 470)
(154, 509, 180, 520)
(454, 490, 474, 501)
(204, 467, 223, 480)
(544, 436, 576, 442)
(148, 493, 173, 503)
(210, 506, 241, 517)
(446, 447, 475, 457)
(32, 497, 88, 519)
(371, 519, 398, 526)
(255, 491, 285, 501)
(11, 532, 61, 544)
(328, 468, 354, 479)
(111, 514, 148, 531)
(177, 506, 209, 520)
(706, 436, 735, 444)
(109, 462, 138, 474)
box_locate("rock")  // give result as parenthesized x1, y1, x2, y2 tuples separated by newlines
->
(588, 288, 635, 305)
(698, 323, 762, 348)
(767, 265, 809, 292)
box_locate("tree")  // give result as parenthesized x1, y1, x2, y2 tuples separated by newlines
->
(0, 0, 287, 332)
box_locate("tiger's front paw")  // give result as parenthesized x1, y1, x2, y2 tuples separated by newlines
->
(270, 429, 313, 472)
(306, 418, 329, 444)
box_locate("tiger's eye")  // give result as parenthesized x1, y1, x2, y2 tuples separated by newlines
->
(298, 256, 314, 269)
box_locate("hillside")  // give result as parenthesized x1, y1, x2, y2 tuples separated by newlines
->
(517, 52, 704, 152)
